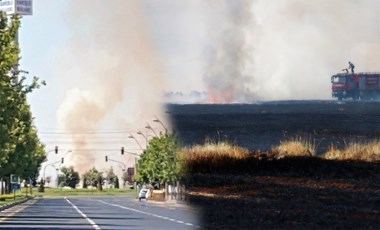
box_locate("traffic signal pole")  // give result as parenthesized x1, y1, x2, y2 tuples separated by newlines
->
(43, 160, 62, 183)
(105, 156, 126, 171)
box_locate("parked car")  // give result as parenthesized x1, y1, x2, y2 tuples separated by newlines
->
(138, 189, 150, 201)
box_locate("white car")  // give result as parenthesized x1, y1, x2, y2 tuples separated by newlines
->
(138, 189, 150, 201)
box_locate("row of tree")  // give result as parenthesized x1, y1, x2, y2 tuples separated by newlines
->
(53, 166, 125, 190)
(0, 13, 47, 190)
(55, 130, 183, 191)
(43, 131, 182, 191)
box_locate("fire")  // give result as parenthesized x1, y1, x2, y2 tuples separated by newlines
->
(208, 86, 235, 103)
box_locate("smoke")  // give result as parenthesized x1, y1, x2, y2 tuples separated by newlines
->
(55, 1, 169, 174)
(52, 0, 380, 174)
(201, 0, 380, 102)
(203, 0, 256, 103)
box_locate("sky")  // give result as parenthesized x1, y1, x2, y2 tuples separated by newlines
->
(13, 0, 380, 182)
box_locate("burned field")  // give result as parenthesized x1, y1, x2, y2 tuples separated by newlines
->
(184, 156, 380, 229)
(168, 101, 380, 154)
(168, 101, 380, 229)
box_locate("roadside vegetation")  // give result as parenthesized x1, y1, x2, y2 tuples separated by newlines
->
(135, 133, 182, 186)
(0, 12, 46, 191)
(0, 193, 26, 205)
(37, 187, 137, 197)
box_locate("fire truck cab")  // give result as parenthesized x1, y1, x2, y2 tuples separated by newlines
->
(331, 73, 359, 100)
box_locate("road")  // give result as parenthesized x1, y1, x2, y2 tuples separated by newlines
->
(0, 196, 201, 229)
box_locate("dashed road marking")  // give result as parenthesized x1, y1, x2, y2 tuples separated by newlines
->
(0, 199, 36, 223)
(65, 198, 101, 230)
(0, 206, 26, 222)
(97, 200, 200, 228)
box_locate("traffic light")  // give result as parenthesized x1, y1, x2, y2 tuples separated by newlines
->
(55, 146, 58, 154)
(121, 147, 124, 155)
(105, 156, 108, 162)
(61, 157, 64, 164)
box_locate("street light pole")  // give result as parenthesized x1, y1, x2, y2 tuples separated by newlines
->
(136, 131, 148, 142)
(136, 131, 149, 148)
(42, 150, 70, 183)
(145, 123, 158, 136)
(153, 115, 168, 134)
(128, 134, 143, 150)
(43, 160, 61, 183)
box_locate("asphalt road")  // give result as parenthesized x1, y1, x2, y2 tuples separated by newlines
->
(0, 196, 201, 229)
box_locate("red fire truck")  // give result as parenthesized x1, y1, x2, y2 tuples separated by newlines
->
(331, 72, 380, 100)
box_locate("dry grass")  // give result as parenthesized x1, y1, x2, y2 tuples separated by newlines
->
(323, 139, 380, 162)
(271, 136, 316, 157)
(180, 141, 249, 174)
(180, 137, 380, 175)
(181, 141, 249, 161)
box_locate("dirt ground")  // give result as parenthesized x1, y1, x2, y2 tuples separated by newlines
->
(184, 156, 380, 229)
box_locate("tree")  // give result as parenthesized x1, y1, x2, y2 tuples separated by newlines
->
(3, 125, 46, 179)
(0, 12, 46, 193)
(122, 171, 129, 187)
(136, 133, 182, 185)
(59, 166, 80, 188)
(82, 167, 103, 191)
(105, 166, 116, 185)
(0, 13, 21, 166)
(82, 177, 87, 189)
(114, 176, 119, 189)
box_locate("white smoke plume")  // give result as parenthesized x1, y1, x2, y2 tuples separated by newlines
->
(203, 0, 256, 103)
(55, 1, 169, 174)
(52, 0, 380, 174)
(201, 0, 380, 102)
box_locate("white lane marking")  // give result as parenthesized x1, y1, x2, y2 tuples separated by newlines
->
(97, 200, 201, 228)
(65, 198, 101, 230)
(0, 206, 26, 222)
(0, 199, 36, 223)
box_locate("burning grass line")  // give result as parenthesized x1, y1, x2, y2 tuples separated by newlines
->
(181, 137, 380, 175)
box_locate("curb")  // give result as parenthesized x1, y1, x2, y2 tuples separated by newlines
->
(141, 198, 189, 208)
(0, 196, 34, 211)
